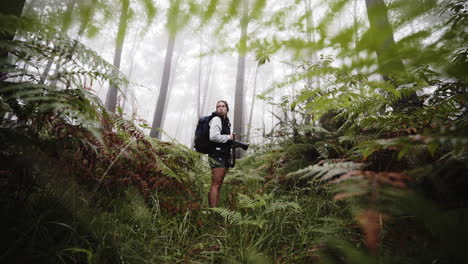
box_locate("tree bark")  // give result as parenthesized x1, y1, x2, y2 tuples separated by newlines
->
(0, 0, 26, 79)
(246, 64, 259, 142)
(197, 25, 203, 118)
(160, 39, 181, 135)
(0, 0, 26, 17)
(200, 55, 214, 115)
(353, 0, 360, 73)
(364, 0, 405, 80)
(305, 0, 313, 89)
(40, 51, 54, 84)
(365, 0, 420, 109)
(150, 34, 176, 139)
(121, 27, 141, 114)
(233, 0, 249, 143)
(40, 0, 77, 85)
(304, 0, 318, 125)
(105, 0, 129, 113)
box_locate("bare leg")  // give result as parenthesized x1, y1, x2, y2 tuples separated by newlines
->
(208, 168, 226, 207)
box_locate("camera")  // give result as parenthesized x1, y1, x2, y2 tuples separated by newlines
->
(232, 140, 249, 151)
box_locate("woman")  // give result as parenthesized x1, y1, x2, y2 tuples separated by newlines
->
(208, 100, 233, 207)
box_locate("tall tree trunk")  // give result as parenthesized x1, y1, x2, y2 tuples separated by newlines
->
(262, 83, 266, 144)
(353, 0, 361, 73)
(122, 23, 141, 114)
(40, 51, 54, 84)
(150, 0, 184, 139)
(197, 25, 203, 118)
(175, 109, 187, 139)
(201, 55, 214, 115)
(233, 0, 249, 143)
(364, 0, 404, 80)
(150, 34, 176, 139)
(270, 64, 275, 144)
(246, 64, 259, 142)
(0, 0, 26, 79)
(305, 0, 313, 89)
(0, 0, 26, 17)
(304, 0, 318, 125)
(40, 0, 77, 85)
(365, 0, 420, 108)
(105, 0, 129, 113)
(160, 39, 181, 135)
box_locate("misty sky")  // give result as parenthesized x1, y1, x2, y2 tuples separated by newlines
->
(24, 0, 431, 147)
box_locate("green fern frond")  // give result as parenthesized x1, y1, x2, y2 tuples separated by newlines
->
(238, 193, 271, 209)
(0, 82, 102, 124)
(357, 133, 468, 161)
(265, 200, 301, 213)
(211, 207, 266, 228)
(286, 162, 366, 182)
(126, 187, 152, 223)
(210, 207, 242, 223)
(1, 18, 129, 89)
(300, 124, 332, 135)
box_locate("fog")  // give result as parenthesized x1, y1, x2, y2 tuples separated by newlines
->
(22, 0, 405, 147)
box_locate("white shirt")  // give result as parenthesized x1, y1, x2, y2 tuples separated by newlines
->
(209, 116, 229, 143)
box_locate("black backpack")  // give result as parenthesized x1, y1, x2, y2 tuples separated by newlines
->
(194, 115, 213, 154)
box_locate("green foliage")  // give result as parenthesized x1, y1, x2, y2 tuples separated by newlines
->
(247, 1, 468, 262)
(0, 10, 207, 263)
(166, 0, 193, 36)
(200, 0, 219, 25)
(250, 0, 267, 20)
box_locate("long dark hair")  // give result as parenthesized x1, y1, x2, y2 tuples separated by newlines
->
(216, 100, 229, 112)
(215, 100, 230, 123)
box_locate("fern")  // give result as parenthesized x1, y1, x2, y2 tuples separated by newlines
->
(210, 207, 266, 228)
(286, 162, 366, 183)
(238, 193, 269, 209)
(265, 200, 301, 214)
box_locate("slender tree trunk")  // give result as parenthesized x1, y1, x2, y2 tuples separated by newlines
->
(197, 26, 203, 118)
(364, 0, 404, 80)
(305, 0, 313, 90)
(40, 0, 77, 85)
(201, 55, 214, 115)
(49, 0, 82, 88)
(233, 0, 249, 143)
(0, 0, 26, 39)
(54, 0, 92, 85)
(304, 0, 318, 125)
(150, 34, 176, 139)
(365, 0, 420, 108)
(262, 84, 266, 144)
(150, 0, 186, 139)
(62, 0, 78, 31)
(0, 0, 26, 79)
(131, 95, 137, 121)
(122, 25, 141, 114)
(40, 53, 54, 84)
(246, 64, 259, 142)
(174, 109, 187, 139)
(270, 64, 275, 144)
(105, 0, 129, 113)
(353, 0, 361, 73)
(160, 40, 181, 135)
(104, 45, 123, 113)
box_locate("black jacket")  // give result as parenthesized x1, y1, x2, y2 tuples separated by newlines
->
(208, 112, 231, 158)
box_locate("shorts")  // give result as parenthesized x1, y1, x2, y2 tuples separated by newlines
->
(209, 155, 230, 169)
